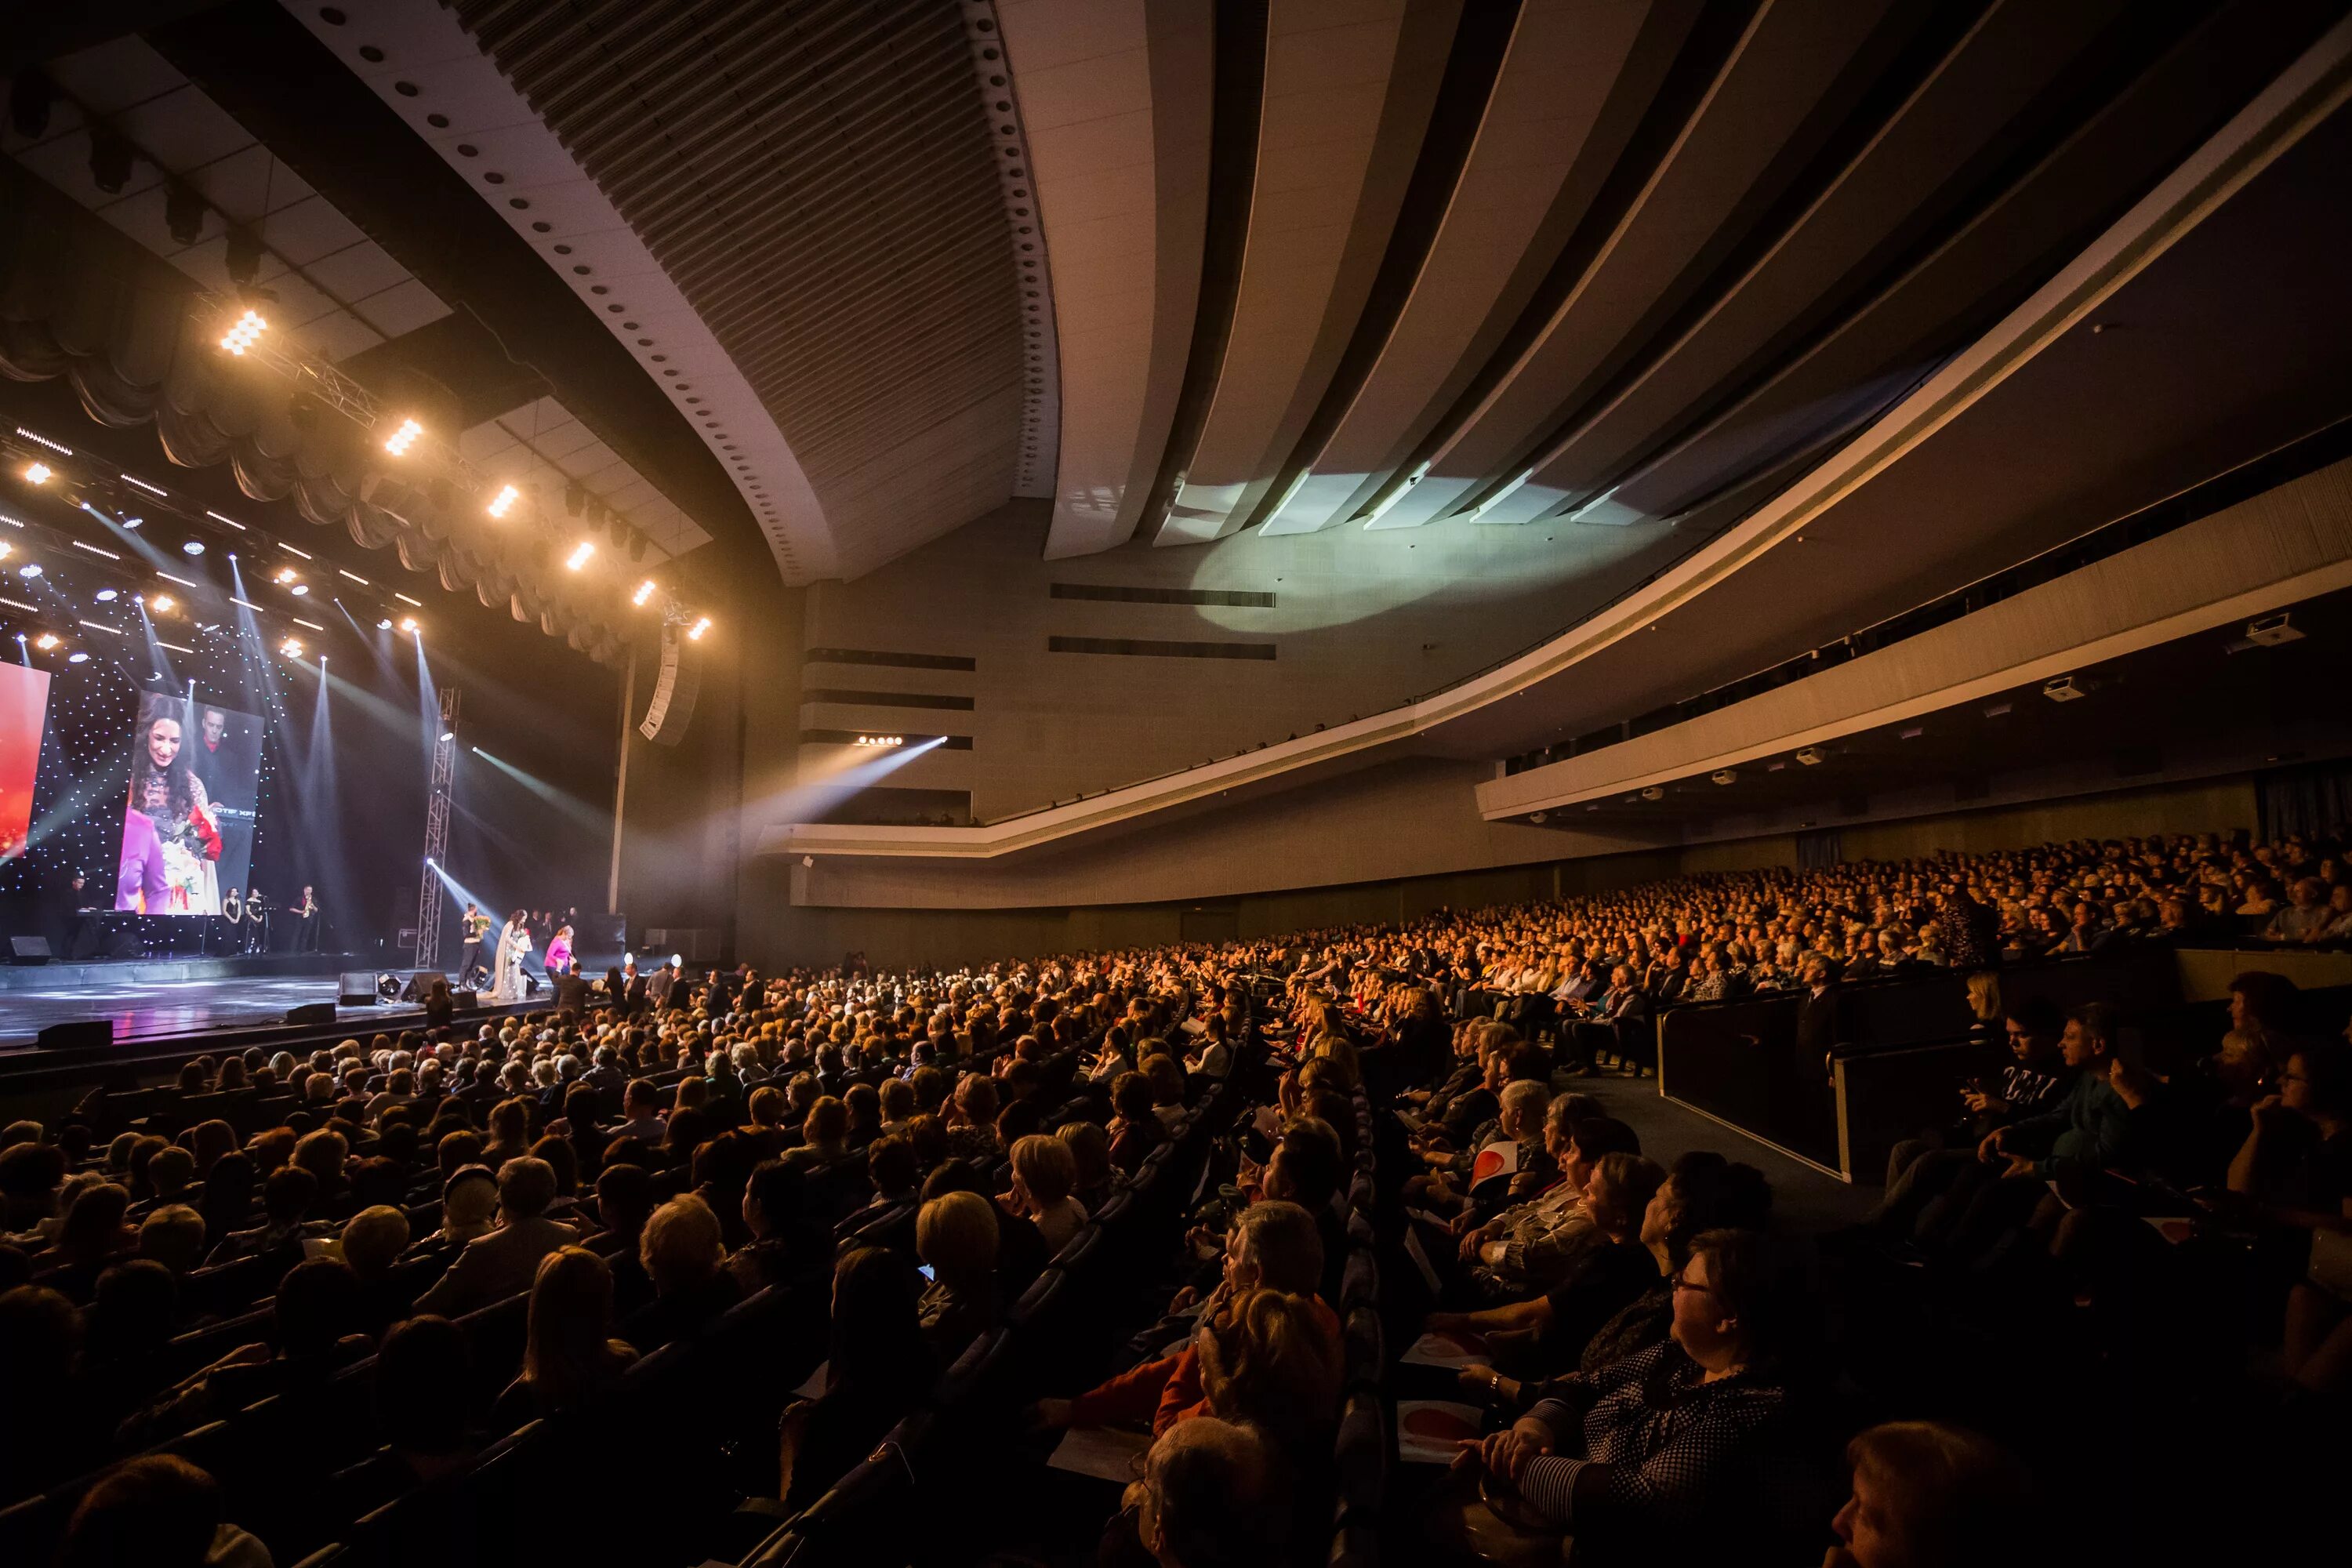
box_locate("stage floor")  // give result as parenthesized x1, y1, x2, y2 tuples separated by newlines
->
(0, 957, 452, 1051)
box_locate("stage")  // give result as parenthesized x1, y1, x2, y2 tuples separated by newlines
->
(0, 953, 491, 1052)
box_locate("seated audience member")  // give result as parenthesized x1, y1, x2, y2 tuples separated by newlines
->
(1039, 1200, 1330, 1435)
(45, 1181, 136, 1298)
(56, 1454, 271, 1568)
(372, 1315, 478, 1486)
(1002, 1133, 1089, 1252)
(491, 1246, 638, 1430)
(1194, 1286, 1345, 1468)
(1826, 1421, 2032, 1568)
(339, 1204, 415, 1334)
(866, 1134, 921, 1207)
(1454, 1109, 1640, 1298)
(1868, 998, 2065, 1239)
(783, 1096, 851, 1170)
(731, 1159, 828, 1291)
(136, 1203, 209, 1280)
(1128, 1417, 1288, 1568)
(622, 1192, 741, 1350)
(1440, 1152, 1772, 1378)
(416, 1165, 499, 1255)
(76, 1259, 179, 1428)
(1, 1284, 87, 1493)
(1262, 1120, 1348, 1304)
(945, 1076, 1004, 1166)
(1108, 1071, 1168, 1175)
(779, 1246, 937, 1510)
(129, 1256, 369, 1443)
(1061, 1120, 1115, 1211)
(914, 1189, 1000, 1360)
(209, 1163, 317, 1264)
(1451, 1229, 1788, 1555)
(414, 1156, 578, 1316)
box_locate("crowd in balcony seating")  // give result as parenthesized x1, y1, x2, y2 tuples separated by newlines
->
(0, 825, 2344, 1566)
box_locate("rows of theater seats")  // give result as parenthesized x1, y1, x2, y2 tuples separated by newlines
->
(0, 1036, 1114, 1568)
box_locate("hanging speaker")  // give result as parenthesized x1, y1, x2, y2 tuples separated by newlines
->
(637, 623, 699, 746)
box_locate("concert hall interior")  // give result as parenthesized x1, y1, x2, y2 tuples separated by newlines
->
(3, 4, 2352, 1568)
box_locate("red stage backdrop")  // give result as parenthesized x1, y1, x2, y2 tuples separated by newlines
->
(0, 662, 49, 862)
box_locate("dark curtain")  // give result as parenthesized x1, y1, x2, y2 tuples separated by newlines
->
(1796, 829, 1843, 871)
(2257, 760, 2352, 844)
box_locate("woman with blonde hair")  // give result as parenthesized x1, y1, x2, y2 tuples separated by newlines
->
(1003, 1134, 1088, 1251)
(492, 1245, 637, 1430)
(914, 1189, 1000, 1359)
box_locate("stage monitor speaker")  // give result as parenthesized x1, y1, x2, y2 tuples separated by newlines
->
(339, 972, 379, 1005)
(9, 935, 52, 965)
(453, 989, 479, 1009)
(36, 1019, 111, 1051)
(285, 1003, 336, 1027)
(400, 971, 449, 1003)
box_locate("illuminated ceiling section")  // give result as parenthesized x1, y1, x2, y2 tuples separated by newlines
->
(1370, 0, 1899, 533)
(0, 34, 449, 364)
(1154, 0, 1457, 546)
(1001, 0, 1213, 561)
(1262, 0, 1688, 535)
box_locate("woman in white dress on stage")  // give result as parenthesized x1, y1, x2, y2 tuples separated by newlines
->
(487, 908, 533, 1003)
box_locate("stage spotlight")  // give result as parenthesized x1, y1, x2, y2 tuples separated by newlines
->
(0, 542, 9, 562)
(94, 588, 116, 602)
(33, 632, 58, 650)
(382, 418, 423, 457)
(181, 539, 205, 555)
(278, 637, 303, 657)
(564, 481, 584, 517)
(67, 651, 88, 664)
(439, 729, 454, 742)
(398, 616, 419, 633)
(291, 584, 309, 596)
(487, 485, 520, 519)
(88, 126, 132, 194)
(218, 309, 267, 355)
(23, 461, 51, 485)
(150, 594, 174, 613)
(377, 617, 393, 630)
(565, 539, 596, 570)
(17, 564, 40, 579)
(632, 579, 656, 608)
(688, 616, 711, 641)
(274, 567, 296, 585)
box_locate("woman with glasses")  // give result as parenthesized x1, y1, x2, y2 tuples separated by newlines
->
(1450, 1229, 1791, 1556)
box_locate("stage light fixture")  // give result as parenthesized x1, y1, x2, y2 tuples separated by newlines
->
(150, 594, 174, 613)
(23, 461, 51, 485)
(219, 309, 267, 355)
(632, 579, 656, 608)
(181, 539, 205, 555)
(278, 637, 303, 657)
(290, 584, 309, 596)
(382, 418, 424, 457)
(565, 539, 596, 570)
(274, 567, 296, 584)
(486, 484, 521, 519)
(688, 616, 711, 641)
(0, 542, 9, 562)
(67, 651, 88, 664)
(33, 632, 59, 650)
(377, 617, 393, 630)
(94, 588, 115, 602)
(398, 615, 419, 633)
(17, 564, 40, 579)
(439, 729, 454, 742)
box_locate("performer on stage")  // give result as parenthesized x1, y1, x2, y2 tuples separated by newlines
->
(294, 885, 321, 953)
(118, 710, 222, 914)
(545, 924, 575, 978)
(242, 886, 267, 953)
(457, 902, 492, 987)
(488, 909, 533, 1003)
